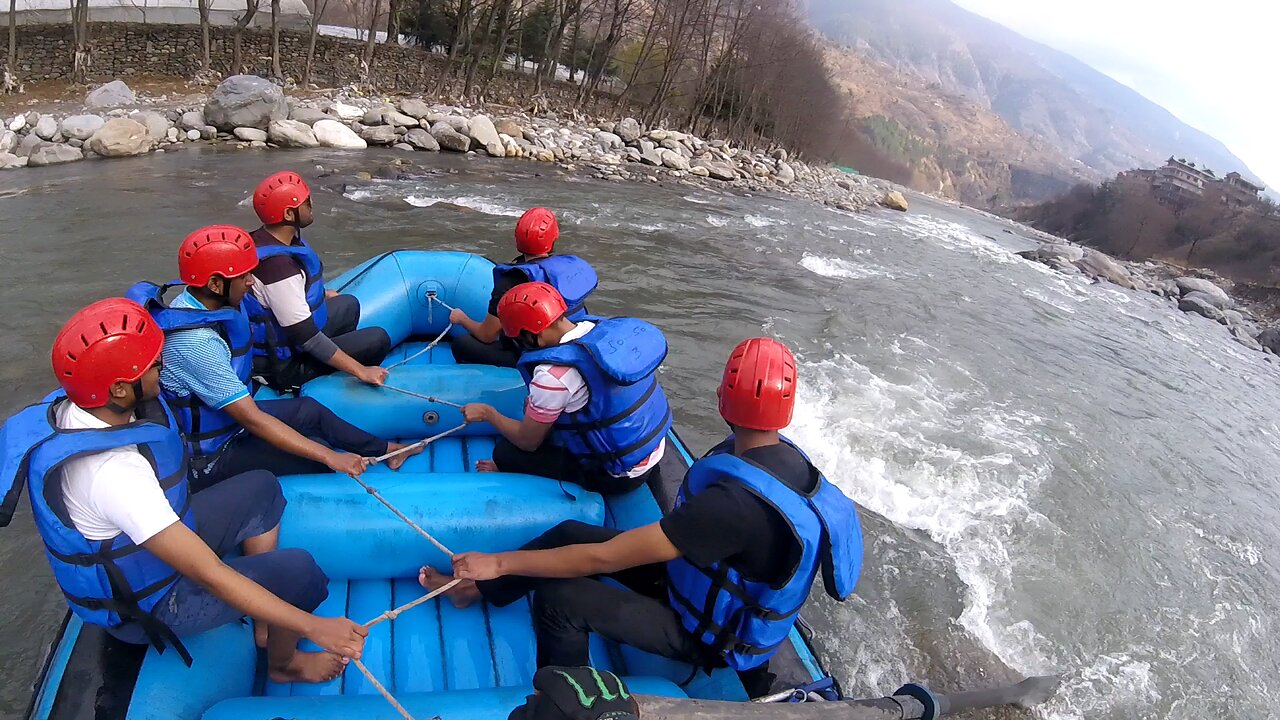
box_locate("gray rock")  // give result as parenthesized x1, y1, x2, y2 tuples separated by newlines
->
(1174, 277, 1232, 309)
(1178, 294, 1226, 323)
(771, 147, 788, 161)
(17, 132, 43, 157)
(186, 129, 202, 141)
(27, 142, 83, 167)
(404, 127, 439, 151)
(432, 124, 471, 153)
(639, 139, 656, 155)
(166, 127, 179, 143)
(1073, 250, 1135, 288)
(1222, 309, 1246, 327)
(615, 117, 641, 143)
(775, 161, 796, 185)
(0, 129, 16, 153)
(695, 159, 735, 181)
(68, 138, 84, 148)
(23, 111, 39, 128)
(288, 107, 329, 126)
(595, 131, 624, 150)
(1256, 328, 1280, 354)
(360, 124, 397, 145)
(398, 98, 431, 119)
(624, 147, 641, 163)
(203, 75, 288, 131)
(660, 149, 690, 171)
(60, 114, 105, 141)
(383, 111, 418, 128)
(88, 118, 152, 157)
(442, 115, 470, 133)
(467, 114, 504, 157)
(640, 147, 664, 166)
(268, 119, 320, 148)
(85, 80, 135, 109)
(0, 151, 21, 169)
(233, 127, 269, 142)
(200, 125, 217, 140)
(7, 115, 24, 132)
(180, 110, 206, 131)
(1230, 325, 1263, 352)
(392, 142, 415, 152)
(130, 111, 170, 143)
(495, 118, 523, 138)
(362, 109, 386, 125)
(32, 115, 57, 140)
(312, 119, 367, 149)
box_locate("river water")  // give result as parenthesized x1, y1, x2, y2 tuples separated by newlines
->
(1, 148, 1277, 720)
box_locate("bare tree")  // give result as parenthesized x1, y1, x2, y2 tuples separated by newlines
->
(301, 0, 331, 85)
(361, 0, 382, 84)
(70, 0, 90, 83)
(8, 0, 18, 76)
(384, 0, 399, 44)
(270, 0, 282, 79)
(197, 0, 212, 72)
(231, 0, 260, 75)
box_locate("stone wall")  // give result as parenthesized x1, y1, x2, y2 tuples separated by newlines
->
(8, 23, 616, 108)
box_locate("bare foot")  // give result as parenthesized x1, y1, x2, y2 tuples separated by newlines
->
(269, 650, 345, 684)
(384, 442, 424, 471)
(418, 566, 481, 609)
(254, 621, 268, 649)
(475, 459, 498, 472)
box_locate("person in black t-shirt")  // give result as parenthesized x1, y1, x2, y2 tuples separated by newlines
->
(419, 338, 862, 698)
(451, 208, 598, 368)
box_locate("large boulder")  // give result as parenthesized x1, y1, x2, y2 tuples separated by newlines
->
(495, 118, 523, 138)
(659, 149, 689, 171)
(1073, 250, 1134, 288)
(615, 117, 641, 143)
(0, 151, 22, 169)
(404, 127, 439, 151)
(382, 110, 418, 128)
(288, 107, 329, 126)
(267, 119, 320, 148)
(694, 159, 735, 181)
(180, 110, 206, 131)
(359, 124, 397, 145)
(233, 127, 268, 142)
(467, 114, 504, 157)
(441, 115, 470, 133)
(1256, 328, 1280, 355)
(85, 80, 135, 109)
(595, 130, 624, 150)
(27, 142, 83, 167)
(203, 75, 288, 131)
(775, 161, 796, 186)
(328, 102, 365, 121)
(16, 132, 42, 157)
(398, 98, 431, 119)
(432, 123, 470, 153)
(32, 115, 58, 140)
(1178, 294, 1226, 323)
(87, 118, 151, 157)
(130, 111, 170, 143)
(312, 119, 367, 149)
(881, 191, 909, 211)
(640, 147, 664, 166)
(0, 129, 18, 153)
(1174, 277, 1232, 309)
(60, 114, 105, 141)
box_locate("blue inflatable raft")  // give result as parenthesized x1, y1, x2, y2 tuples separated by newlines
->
(24, 251, 837, 720)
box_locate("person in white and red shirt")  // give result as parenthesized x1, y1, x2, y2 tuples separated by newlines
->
(461, 282, 673, 495)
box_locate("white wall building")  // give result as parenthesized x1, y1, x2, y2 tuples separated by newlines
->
(0, 0, 311, 30)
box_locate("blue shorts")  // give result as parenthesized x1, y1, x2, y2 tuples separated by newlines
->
(109, 470, 329, 644)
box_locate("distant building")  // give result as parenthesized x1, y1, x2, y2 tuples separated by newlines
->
(0, 0, 311, 30)
(1152, 157, 1215, 205)
(1221, 171, 1266, 208)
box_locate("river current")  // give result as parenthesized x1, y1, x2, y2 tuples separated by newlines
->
(0, 148, 1276, 719)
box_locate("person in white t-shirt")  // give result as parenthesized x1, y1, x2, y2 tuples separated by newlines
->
(2, 298, 366, 682)
(461, 282, 673, 496)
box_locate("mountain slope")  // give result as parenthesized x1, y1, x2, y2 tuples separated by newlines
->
(807, 0, 1261, 182)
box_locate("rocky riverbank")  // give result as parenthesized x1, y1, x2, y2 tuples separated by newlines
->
(1015, 238, 1280, 356)
(0, 76, 899, 214)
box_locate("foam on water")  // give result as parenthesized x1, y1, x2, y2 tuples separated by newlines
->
(745, 213, 785, 228)
(404, 194, 524, 216)
(799, 253, 893, 280)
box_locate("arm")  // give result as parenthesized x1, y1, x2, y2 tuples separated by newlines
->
(143, 522, 366, 657)
(222, 397, 368, 476)
(257, 268, 386, 385)
(321, 347, 388, 386)
(453, 523, 681, 581)
(450, 309, 503, 344)
(463, 403, 553, 452)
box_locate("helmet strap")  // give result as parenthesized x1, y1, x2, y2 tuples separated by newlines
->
(104, 379, 144, 416)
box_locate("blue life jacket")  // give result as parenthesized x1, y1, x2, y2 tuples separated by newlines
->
(492, 255, 598, 319)
(240, 236, 329, 368)
(516, 318, 673, 477)
(666, 436, 863, 671)
(0, 391, 196, 665)
(127, 282, 254, 463)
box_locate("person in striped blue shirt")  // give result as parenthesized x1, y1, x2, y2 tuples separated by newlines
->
(138, 226, 420, 493)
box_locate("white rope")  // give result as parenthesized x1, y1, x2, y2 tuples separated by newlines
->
(371, 424, 468, 465)
(353, 658, 416, 720)
(363, 578, 462, 629)
(379, 384, 465, 409)
(385, 322, 454, 370)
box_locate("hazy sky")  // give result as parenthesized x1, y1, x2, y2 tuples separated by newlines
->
(951, 0, 1279, 188)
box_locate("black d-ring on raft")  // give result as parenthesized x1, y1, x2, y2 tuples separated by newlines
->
(422, 411, 440, 425)
(894, 683, 940, 720)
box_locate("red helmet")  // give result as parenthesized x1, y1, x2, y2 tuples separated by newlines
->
(52, 298, 164, 408)
(253, 171, 311, 225)
(515, 207, 560, 256)
(718, 338, 797, 431)
(497, 282, 567, 337)
(179, 225, 259, 287)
